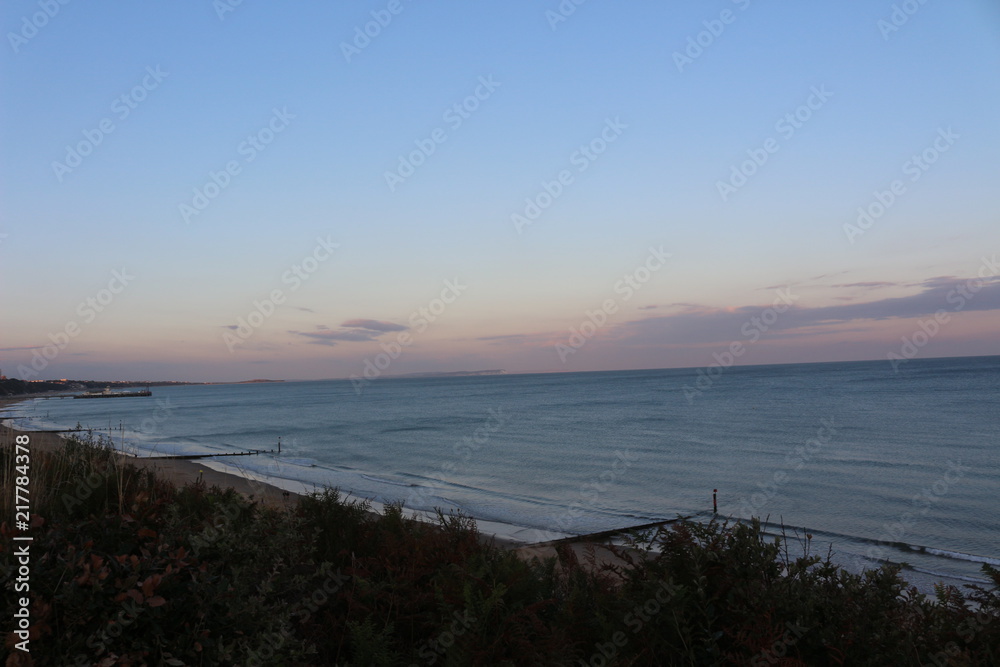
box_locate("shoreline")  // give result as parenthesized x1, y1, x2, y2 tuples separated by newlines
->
(0, 421, 299, 511)
(5, 410, 985, 591)
(0, 418, 582, 558)
(7, 395, 990, 586)
(1, 396, 547, 554)
(0, 394, 322, 512)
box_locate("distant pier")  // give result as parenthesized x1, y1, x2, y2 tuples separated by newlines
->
(74, 388, 152, 399)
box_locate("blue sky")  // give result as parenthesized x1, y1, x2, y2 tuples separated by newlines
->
(2, 0, 999, 381)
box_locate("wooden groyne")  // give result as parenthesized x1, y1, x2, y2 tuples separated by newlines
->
(24, 428, 88, 434)
(138, 448, 278, 460)
(525, 517, 684, 549)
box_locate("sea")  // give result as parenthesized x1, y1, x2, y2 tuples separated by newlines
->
(5, 355, 998, 596)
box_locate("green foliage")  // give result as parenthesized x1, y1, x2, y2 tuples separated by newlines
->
(2, 435, 999, 665)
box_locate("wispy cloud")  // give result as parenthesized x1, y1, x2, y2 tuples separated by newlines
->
(615, 276, 1000, 346)
(477, 332, 555, 344)
(289, 318, 409, 346)
(291, 329, 382, 345)
(341, 319, 407, 332)
(832, 281, 898, 289)
(478, 276, 1000, 356)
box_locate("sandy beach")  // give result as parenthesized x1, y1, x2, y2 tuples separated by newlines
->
(2, 396, 603, 559)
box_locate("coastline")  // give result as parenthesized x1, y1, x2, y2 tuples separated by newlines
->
(0, 395, 302, 511)
(0, 423, 297, 511)
(1, 394, 590, 553)
(1, 396, 541, 552)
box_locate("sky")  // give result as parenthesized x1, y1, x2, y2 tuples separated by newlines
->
(1, 0, 999, 382)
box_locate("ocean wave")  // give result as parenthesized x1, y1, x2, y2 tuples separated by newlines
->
(278, 457, 319, 468)
(360, 473, 412, 488)
(748, 520, 1000, 570)
(920, 547, 1000, 567)
(380, 425, 439, 433)
(908, 567, 990, 585)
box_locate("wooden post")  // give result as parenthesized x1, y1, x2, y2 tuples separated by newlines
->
(713, 489, 718, 514)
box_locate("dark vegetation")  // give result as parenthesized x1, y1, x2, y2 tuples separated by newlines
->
(2, 433, 998, 665)
(0, 379, 75, 396)
(0, 379, 194, 397)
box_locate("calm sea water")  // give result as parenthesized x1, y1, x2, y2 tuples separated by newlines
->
(7, 356, 999, 593)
